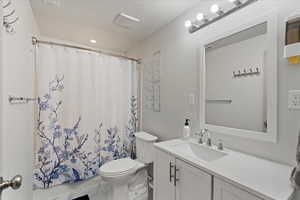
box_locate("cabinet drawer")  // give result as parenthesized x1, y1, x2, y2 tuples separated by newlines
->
(176, 159, 212, 200)
(214, 178, 262, 200)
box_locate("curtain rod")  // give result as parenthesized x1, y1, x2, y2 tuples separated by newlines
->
(32, 37, 141, 63)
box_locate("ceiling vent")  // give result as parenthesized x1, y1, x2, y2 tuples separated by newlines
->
(113, 13, 141, 29)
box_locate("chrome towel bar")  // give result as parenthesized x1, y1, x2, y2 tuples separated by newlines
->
(206, 99, 232, 104)
(8, 96, 36, 104)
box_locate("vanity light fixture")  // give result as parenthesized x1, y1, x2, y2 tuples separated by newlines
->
(228, 0, 242, 6)
(186, 0, 258, 34)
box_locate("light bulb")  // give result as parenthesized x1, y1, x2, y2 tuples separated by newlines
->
(90, 39, 97, 44)
(210, 4, 223, 15)
(196, 13, 205, 21)
(210, 4, 220, 14)
(185, 20, 192, 28)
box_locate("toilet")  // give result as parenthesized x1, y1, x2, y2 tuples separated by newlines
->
(99, 132, 158, 200)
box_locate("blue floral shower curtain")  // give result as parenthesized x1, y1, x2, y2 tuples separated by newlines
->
(33, 44, 139, 189)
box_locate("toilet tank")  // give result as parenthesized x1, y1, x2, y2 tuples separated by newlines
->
(135, 132, 158, 164)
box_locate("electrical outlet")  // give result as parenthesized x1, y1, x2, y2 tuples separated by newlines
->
(288, 90, 300, 110)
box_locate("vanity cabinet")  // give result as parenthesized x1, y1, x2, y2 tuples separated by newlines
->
(214, 178, 262, 200)
(154, 149, 212, 200)
(154, 149, 263, 200)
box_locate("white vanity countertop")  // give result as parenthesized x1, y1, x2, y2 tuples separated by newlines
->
(154, 139, 295, 200)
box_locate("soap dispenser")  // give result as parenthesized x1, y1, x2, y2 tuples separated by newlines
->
(183, 119, 191, 139)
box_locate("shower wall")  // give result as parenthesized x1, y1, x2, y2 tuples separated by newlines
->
(33, 176, 104, 200)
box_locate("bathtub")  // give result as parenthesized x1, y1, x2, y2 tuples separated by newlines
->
(33, 169, 148, 200)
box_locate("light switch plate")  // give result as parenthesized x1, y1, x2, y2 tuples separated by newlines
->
(288, 90, 300, 110)
(188, 93, 195, 105)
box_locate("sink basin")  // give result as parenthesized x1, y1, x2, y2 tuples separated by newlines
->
(172, 142, 227, 162)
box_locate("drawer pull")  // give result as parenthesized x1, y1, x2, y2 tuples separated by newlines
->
(174, 167, 179, 186)
(169, 162, 175, 182)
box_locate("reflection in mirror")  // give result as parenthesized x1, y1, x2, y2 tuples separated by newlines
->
(205, 22, 268, 133)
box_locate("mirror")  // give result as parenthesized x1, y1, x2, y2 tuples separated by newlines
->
(206, 23, 267, 132)
(200, 13, 278, 143)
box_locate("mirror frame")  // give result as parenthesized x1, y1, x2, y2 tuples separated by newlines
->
(200, 11, 278, 143)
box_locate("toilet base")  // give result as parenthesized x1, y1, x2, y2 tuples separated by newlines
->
(112, 183, 129, 200)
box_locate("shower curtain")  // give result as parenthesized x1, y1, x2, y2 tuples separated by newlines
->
(33, 44, 139, 189)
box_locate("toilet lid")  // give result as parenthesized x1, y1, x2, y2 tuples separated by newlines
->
(99, 158, 138, 176)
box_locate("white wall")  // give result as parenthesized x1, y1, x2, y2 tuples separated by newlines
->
(1, 0, 39, 199)
(128, 0, 300, 166)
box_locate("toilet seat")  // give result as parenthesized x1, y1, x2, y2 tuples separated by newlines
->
(99, 158, 140, 177)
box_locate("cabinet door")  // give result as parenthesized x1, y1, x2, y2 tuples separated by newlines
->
(214, 178, 262, 200)
(175, 159, 212, 200)
(154, 149, 176, 200)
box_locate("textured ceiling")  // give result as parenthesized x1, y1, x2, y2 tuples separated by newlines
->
(30, 0, 205, 53)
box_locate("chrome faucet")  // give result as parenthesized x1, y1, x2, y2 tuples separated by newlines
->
(199, 129, 211, 146)
(195, 131, 204, 144)
(217, 139, 224, 150)
(197, 129, 224, 150)
(204, 129, 212, 146)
